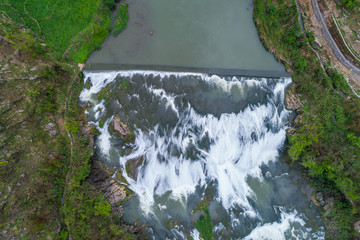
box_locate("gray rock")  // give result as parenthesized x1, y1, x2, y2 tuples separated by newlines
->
(110, 115, 132, 139)
(30, 67, 38, 71)
(2, 64, 9, 70)
(286, 127, 295, 135)
(49, 129, 58, 137)
(285, 86, 303, 111)
(354, 220, 360, 233)
(265, 171, 272, 179)
(43, 123, 56, 131)
(324, 197, 335, 216)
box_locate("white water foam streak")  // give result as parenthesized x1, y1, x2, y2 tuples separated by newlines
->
(122, 102, 290, 214)
(81, 71, 293, 216)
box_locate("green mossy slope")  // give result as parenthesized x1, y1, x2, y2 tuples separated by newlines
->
(253, 0, 360, 239)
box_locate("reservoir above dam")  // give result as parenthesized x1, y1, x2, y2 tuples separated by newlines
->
(87, 0, 285, 72)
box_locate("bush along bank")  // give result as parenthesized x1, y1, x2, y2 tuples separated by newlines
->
(0, 1, 135, 239)
(253, 0, 360, 239)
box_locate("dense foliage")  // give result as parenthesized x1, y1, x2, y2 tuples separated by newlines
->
(342, 0, 359, 9)
(0, 2, 133, 239)
(0, 0, 117, 62)
(254, 0, 360, 238)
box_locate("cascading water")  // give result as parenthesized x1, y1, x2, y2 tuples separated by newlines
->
(80, 71, 325, 239)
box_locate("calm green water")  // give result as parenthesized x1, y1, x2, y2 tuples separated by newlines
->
(87, 0, 284, 71)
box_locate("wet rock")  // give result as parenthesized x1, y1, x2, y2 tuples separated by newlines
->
(285, 85, 303, 110)
(87, 158, 130, 218)
(125, 157, 144, 180)
(265, 171, 272, 179)
(109, 115, 133, 141)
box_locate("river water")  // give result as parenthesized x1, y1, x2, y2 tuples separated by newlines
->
(81, 0, 324, 239)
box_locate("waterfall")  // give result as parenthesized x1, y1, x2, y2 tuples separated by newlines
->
(80, 71, 324, 239)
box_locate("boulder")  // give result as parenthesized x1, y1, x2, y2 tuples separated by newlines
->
(315, 192, 325, 207)
(354, 220, 360, 234)
(109, 115, 134, 142)
(125, 157, 144, 180)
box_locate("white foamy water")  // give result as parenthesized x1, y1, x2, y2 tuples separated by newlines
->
(81, 71, 324, 239)
(244, 207, 325, 240)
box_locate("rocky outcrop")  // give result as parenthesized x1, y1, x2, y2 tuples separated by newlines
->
(285, 84, 304, 111)
(354, 220, 360, 234)
(87, 158, 129, 218)
(125, 157, 144, 180)
(109, 115, 134, 142)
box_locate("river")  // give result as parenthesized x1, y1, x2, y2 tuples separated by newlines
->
(81, 0, 324, 239)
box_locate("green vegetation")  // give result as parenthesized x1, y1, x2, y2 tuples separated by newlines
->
(341, 0, 359, 9)
(0, 0, 116, 62)
(192, 198, 213, 240)
(193, 209, 213, 240)
(254, 0, 360, 238)
(113, 3, 129, 36)
(96, 86, 112, 101)
(0, 4, 134, 239)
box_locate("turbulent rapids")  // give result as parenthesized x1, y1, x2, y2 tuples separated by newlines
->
(80, 71, 324, 239)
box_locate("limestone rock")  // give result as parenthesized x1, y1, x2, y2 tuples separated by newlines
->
(315, 192, 325, 206)
(354, 220, 360, 234)
(43, 123, 56, 131)
(110, 115, 133, 140)
(285, 86, 303, 110)
(125, 157, 144, 180)
(286, 127, 296, 135)
(87, 159, 131, 218)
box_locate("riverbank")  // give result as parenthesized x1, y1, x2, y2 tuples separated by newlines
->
(0, 1, 134, 239)
(253, 0, 360, 238)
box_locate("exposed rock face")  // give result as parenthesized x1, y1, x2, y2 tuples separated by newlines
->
(87, 159, 128, 218)
(110, 115, 132, 139)
(354, 220, 360, 234)
(126, 157, 144, 180)
(315, 192, 326, 206)
(285, 85, 304, 111)
(43, 122, 58, 137)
